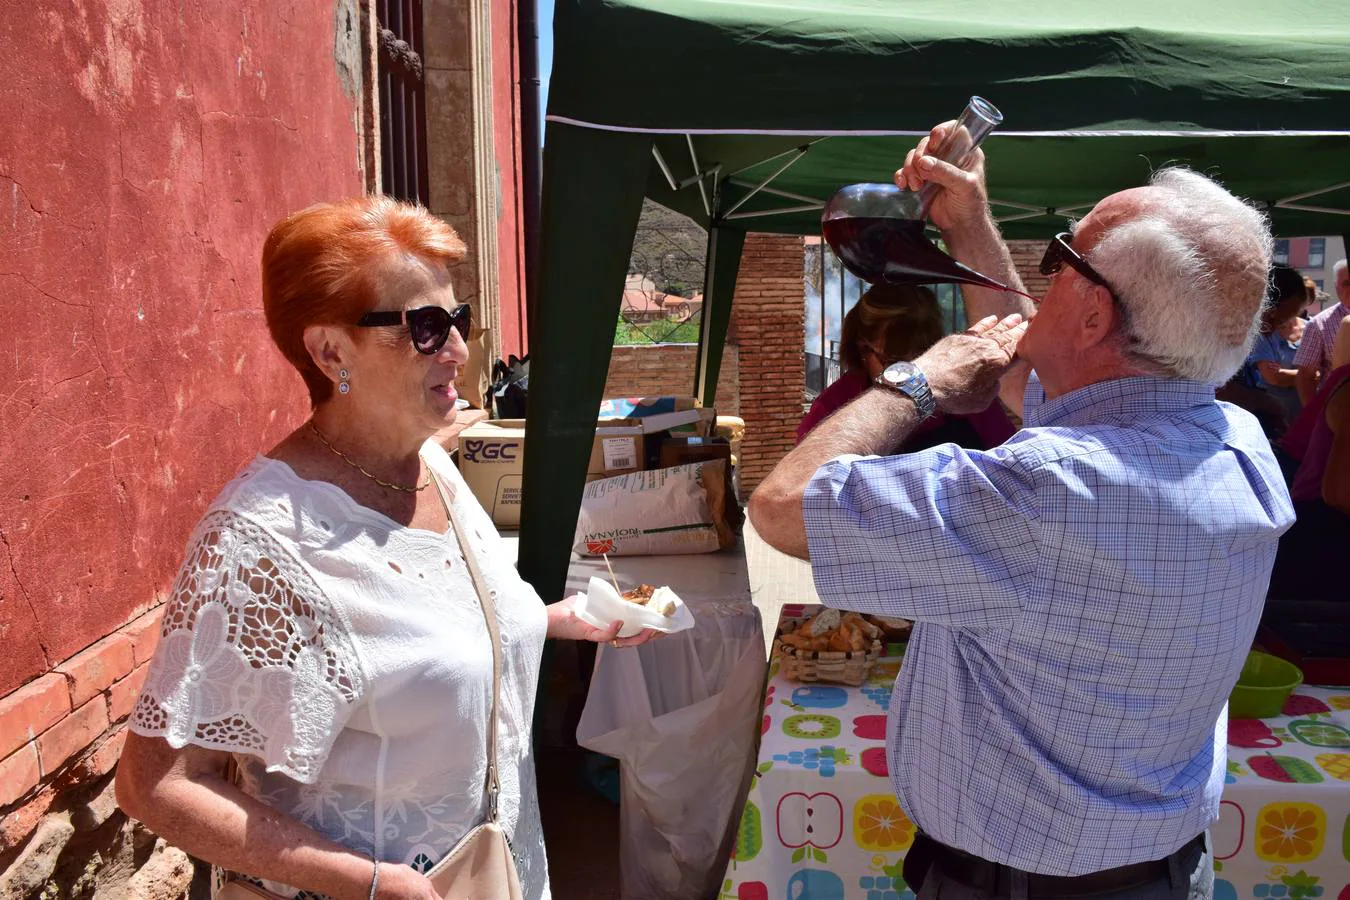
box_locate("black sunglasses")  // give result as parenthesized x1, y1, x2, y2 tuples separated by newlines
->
(356, 304, 471, 354)
(1040, 232, 1120, 302)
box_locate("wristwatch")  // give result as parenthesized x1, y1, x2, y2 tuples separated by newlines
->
(875, 361, 936, 421)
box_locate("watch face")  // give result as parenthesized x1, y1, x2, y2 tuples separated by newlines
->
(882, 362, 917, 387)
(877, 361, 935, 419)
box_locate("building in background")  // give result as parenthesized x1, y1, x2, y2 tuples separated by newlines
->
(1274, 236, 1347, 313)
(0, 1, 525, 894)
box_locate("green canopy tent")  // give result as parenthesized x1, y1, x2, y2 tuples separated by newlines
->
(518, 0, 1350, 600)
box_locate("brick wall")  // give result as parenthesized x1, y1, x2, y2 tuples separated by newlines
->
(604, 343, 741, 416)
(1008, 239, 1051, 301)
(0, 611, 172, 893)
(602, 236, 1034, 499)
(730, 234, 807, 494)
(600, 235, 805, 495)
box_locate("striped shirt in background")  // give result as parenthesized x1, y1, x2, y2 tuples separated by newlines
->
(1293, 302, 1350, 384)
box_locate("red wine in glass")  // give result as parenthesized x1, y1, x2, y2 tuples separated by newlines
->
(822, 216, 1036, 301)
(819, 96, 1036, 302)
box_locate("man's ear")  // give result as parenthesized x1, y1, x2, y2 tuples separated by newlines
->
(1078, 285, 1119, 350)
(302, 324, 350, 383)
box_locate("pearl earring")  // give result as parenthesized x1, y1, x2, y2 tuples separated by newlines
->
(338, 368, 350, 395)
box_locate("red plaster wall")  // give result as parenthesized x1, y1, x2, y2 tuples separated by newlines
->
(0, 2, 364, 695)
(492, 0, 528, 357)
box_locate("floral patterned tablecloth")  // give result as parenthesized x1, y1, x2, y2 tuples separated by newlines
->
(719, 605, 1350, 900)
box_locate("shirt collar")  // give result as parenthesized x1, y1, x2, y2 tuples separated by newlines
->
(1025, 374, 1216, 429)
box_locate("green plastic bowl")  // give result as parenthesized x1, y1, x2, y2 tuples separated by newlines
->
(1229, 651, 1303, 719)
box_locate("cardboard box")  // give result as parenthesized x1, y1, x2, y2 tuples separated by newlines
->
(657, 435, 732, 470)
(599, 395, 697, 419)
(457, 420, 645, 526)
(458, 422, 526, 526)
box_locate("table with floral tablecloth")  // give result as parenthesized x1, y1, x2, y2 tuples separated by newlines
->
(719, 604, 1350, 900)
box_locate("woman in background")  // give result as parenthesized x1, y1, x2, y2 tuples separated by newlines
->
(798, 283, 1015, 452)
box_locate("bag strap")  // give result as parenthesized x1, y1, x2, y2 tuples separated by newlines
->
(429, 469, 503, 825)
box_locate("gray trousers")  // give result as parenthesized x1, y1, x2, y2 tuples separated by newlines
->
(915, 837, 1213, 900)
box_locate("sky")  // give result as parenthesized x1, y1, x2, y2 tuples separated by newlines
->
(538, 0, 554, 130)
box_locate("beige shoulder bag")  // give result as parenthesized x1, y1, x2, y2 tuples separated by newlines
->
(424, 471, 526, 899)
(218, 471, 524, 900)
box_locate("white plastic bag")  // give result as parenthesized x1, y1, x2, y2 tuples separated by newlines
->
(577, 603, 765, 900)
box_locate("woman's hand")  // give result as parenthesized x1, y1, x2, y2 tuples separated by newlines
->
(546, 595, 662, 647)
(376, 862, 443, 899)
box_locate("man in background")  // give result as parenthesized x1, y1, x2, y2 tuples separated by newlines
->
(1295, 258, 1350, 404)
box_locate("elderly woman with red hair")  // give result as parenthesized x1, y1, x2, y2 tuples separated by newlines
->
(116, 198, 652, 900)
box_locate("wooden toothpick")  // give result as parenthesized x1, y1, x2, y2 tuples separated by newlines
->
(603, 553, 622, 595)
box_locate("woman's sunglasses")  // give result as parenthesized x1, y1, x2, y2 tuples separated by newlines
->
(1039, 232, 1120, 303)
(356, 303, 472, 354)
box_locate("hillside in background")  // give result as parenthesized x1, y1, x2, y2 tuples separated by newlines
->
(630, 200, 706, 298)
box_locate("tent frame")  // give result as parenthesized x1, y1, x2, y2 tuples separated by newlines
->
(518, 0, 1350, 602)
(517, 121, 1350, 603)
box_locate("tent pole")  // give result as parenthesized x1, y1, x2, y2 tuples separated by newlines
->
(727, 180, 826, 205)
(724, 202, 823, 221)
(725, 138, 828, 180)
(694, 225, 746, 409)
(722, 146, 811, 218)
(819, 241, 826, 380)
(517, 124, 651, 603)
(1277, 180, 1350, 205)
(652, 145, 680, 192)
(1276, 203, 1350, 217)
(678, 163, 720, 191)
(687, 135, 711, 218)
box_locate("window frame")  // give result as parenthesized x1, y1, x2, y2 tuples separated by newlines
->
(375, 0, 429, 205)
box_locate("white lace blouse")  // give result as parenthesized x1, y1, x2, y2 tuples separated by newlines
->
(130, 441, 551, 899)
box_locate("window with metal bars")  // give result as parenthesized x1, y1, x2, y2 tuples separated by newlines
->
(1309, 237, 1326, 269)
(377, 0, 429, 205)
(1274, 239, 1290, 266)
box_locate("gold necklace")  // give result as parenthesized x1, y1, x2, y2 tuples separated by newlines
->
(309, 422, 430, 493)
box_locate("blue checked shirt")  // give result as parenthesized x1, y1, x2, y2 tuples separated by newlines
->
(803, 374, 1294, 876)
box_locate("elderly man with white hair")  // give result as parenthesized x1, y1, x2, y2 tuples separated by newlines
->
(1294, 258, 1350, 404)
(751, 123, 1294, 900)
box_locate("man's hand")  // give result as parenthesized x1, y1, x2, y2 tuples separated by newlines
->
(894, 120, 990, 234)
(915, 314, 1027, 414)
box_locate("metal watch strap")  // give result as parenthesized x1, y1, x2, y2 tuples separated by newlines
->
(875, 362, 936, 420)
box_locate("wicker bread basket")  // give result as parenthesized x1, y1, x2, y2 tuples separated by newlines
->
(773, 615, 882, 686)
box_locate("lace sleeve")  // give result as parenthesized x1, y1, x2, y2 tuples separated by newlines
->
(130, 509, 365, 783)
